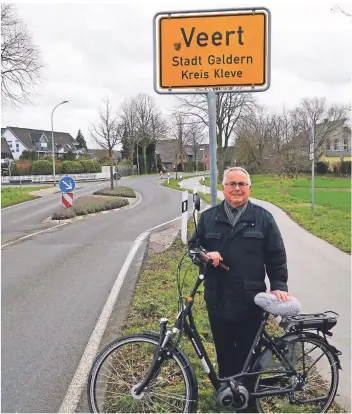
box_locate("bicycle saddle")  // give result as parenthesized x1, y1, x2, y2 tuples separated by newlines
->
(254, 292, 301, 317)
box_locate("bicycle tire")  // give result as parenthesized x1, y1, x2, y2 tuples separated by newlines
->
(87, 333, 198, 413)
(252, 333, 339, 413)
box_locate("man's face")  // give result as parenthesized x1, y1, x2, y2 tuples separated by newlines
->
(222, 170, 251, 207)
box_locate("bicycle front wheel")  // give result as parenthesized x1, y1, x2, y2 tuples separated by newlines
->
(252, 334, 339, 413)
(88, 333, 198, 413)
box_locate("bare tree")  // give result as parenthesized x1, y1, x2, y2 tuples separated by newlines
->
(178, 88, 256, 182)
(235, 107, 274, 173)
(150, 111, 167, 172)
(1, 4, 43, 107)
(119, 95, 166, 173)
(291, 97, 349, 156)
(119, 98, 138, 166)
(235, 99, 349, 177)
(186, 120, 206, 171)
(331, 5, 352, 18)
(90, 98, 120, 189)
(134, 94, 158, 174)
(170, 110, 191, 173)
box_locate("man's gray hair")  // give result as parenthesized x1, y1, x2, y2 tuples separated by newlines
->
(222, 167, 251, 185)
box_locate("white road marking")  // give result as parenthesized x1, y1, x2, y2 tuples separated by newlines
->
(1, 223, 69, 248)
(58, 215, 182, 413)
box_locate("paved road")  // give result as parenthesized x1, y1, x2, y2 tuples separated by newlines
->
(1, 175, 186, 413)
(183, 177, 351, 411)
(1, 181, 110, 245)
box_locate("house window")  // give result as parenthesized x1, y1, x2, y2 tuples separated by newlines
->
(16, 143, 20, 152)
(343, 138, 348, 151)
(333, 139, 338, 151)
(7, 141, 12, 148)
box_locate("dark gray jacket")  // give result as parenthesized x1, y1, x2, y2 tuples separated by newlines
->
(188, 200, 288, 320)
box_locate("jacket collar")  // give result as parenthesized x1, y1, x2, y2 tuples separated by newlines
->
(216, 200, 255, 225)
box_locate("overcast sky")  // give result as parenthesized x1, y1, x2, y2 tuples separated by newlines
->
(1, 0, 351, 148)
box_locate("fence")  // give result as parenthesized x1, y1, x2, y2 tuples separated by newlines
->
(1, 165, 138, 184)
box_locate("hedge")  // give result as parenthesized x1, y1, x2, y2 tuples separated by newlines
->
(32, 160, 53, 175)
(62, 161, 84, 174)
(333, 160, 351, 176)
(80, 160, 101, 173)
(8, 159, 102, 176)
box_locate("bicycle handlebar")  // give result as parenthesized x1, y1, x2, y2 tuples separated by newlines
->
(190, 248, 230, 271)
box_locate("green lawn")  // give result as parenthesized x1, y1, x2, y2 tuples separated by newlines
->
(1, 186, 48, 208)
(169, 175, 351, 253)
(249, 175, 351, 253)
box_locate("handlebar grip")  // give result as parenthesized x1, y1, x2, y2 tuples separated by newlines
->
(218, 262, 230, 271)
(199, 251, 229, 271)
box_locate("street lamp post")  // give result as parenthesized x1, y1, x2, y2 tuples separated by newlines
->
(51, 100, 68, 186)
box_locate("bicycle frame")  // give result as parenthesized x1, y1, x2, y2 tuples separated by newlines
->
(135, 268, 301, 400)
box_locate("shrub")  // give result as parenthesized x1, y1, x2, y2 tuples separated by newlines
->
(51, 195, 129, 220)
(13, 160, 32, 175)
(55, 161, 63, 174)
(340, 160, 351, 176)
(32, 160, 52, 175)
(93, 186, 136, 198)
(72, 205, 89, 216)
(92, 160, 102, 173)
(79, 160, 98, 173)
(315, 161, 329, 174)
(332, 161, 351, 177)
(62, 161, 84, 174)
(19, 150, 37, 161)
(51, 207, 76, 220)
(62, 151, 76, 161)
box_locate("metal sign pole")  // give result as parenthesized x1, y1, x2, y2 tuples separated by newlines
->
(207, 91, 217, 207)
(309, 125, 315, 214)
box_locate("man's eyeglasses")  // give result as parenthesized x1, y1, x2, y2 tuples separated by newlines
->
(224, 181, 250, 188)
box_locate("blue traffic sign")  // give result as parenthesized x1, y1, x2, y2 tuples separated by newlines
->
(59, 176, 76, 193)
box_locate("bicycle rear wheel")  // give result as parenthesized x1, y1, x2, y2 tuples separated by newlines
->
(252, 334, 339, 413)
(88, 333, 198, 413)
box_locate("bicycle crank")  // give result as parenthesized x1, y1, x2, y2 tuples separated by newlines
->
(215, 381, 249, 410)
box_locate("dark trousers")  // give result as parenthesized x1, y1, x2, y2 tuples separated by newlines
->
(208, 312, 263, 379)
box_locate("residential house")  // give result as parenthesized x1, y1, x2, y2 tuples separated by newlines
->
(1, 137, 13, 160)
(87, 148, 121, 162)
(156, 139, 237, 171)
(155, 139, 210, 172)
(275, 119, 352, 173)
(1, 127, 79, 160)
(1, 137, 14, 173)
(318, 122, 351, 168)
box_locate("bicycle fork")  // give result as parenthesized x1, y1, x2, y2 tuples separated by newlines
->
(133, 318, 179, 396)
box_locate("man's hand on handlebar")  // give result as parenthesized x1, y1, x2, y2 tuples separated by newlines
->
(206, 251, 223, 267)
(190, 247, 229, 271)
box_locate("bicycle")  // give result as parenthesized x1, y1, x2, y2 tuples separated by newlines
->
(87, 197, 342, 413)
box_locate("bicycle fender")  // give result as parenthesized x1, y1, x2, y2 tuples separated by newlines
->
(141, 329, 160, 338)
(259, 332, 342, 371)
(294, 331, 343, 370)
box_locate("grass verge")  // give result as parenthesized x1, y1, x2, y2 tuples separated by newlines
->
(118, 221, 344, 413)
(51, 195, 128, 220)
(1, 186, 49, 208)
(201, 175, 350, 253)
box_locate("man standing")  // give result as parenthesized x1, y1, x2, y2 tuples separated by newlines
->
(188, 167, 289, 380)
